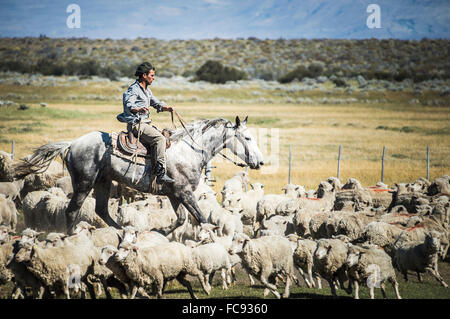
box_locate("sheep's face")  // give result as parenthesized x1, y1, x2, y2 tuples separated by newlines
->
(73, 222, 95, 236)
(20, 228, 42, 246)
(315, 243, 331, 260)
(184, 240, 198, 249)
(317, 182, 333, 198)
(283, 184, 302, 197)
(0, 226, 10, 244)
(15, 244, 34, 263)
(426, 232, 441, 252)
(228, 207, 244, 217)
(116, 244, 135, 261)
(345, 251, 360, 267)
(229, 234, 250, 255)
(197, 229, 211, 242)
(251, 182, 264, 190)
(99, 246, 118, 265)
(45, 233, 67, 248)
(222, 192, 241, 208)
(198, 223, 218, 242)
(122, 227, 138, 244)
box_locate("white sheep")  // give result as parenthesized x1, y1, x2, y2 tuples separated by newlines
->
(328, 211, 379, 241)
(73, 222, 122, 248)
(1, 239, 48, 299)
(0, 193, 18, 231)
(0, 239, 15, 285)
(240, 182, 265, 225)
(113, 241, 206, 299)
(293, 238, 322, 289)
(0, 150, 14, 182)
(394, 230, 448, 287)
(361, 221, 408, 257)
(116, 204, 149, 231)
(222, 182, 265, 230)
(14, 234, 98, 299)
(346, 244, 401, 299)
(427, 175, 450, 196)
(98, 245, 151, 299)
(314, 238, 352, 297)
(22, 191, 107, 233)
(257, 215, 295, 237)
(191, 242, 232, 293)
(221, 170, 250, 204)
(121, 225, 169, 248)
(297, 181, 336, 213)
(44, 232, 68, 248)
(0, 225, 13, 244)
(195, 223, 252, 286)
(229, 233, 295, 299)
(292, 182, 337, 238)
(200, 189, 243, 237)
(256, 184, 305, 223)
(0, 180, 22, 203)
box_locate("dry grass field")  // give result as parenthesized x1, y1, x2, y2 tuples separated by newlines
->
(0, 77, 449, 299)
(1, 81, 449, 194)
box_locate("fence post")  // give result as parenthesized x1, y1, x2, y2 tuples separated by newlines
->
(11, 140, 15, 161)
(337, 145, 341, 179)
(288, 145, 292, 184)
(381, 146, 386, 183)
(426, 146, 430, 181)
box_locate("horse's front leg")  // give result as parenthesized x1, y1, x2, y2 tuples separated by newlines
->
(158, 192, 206, 236)
(178, 191, 208, 225)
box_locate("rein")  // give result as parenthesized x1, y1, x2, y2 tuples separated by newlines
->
(172, 112, 248, 168)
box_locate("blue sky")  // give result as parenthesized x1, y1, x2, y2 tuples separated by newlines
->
(0, 0, 448, 39)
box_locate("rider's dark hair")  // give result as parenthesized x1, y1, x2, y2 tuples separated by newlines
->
(135, 62, 155, 78)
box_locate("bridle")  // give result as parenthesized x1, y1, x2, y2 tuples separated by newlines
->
(219, 126, 250, 168)
(172, 112, 249, 168)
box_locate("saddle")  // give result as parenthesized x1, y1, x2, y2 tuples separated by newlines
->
(118, 131, 148, 157)
(110, 129, 172, 164)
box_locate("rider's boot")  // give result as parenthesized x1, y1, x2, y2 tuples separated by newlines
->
(155, 162, 175, 184)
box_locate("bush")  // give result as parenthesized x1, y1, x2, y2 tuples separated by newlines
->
(34, 58, 64, 76)
(194, 60, 246, 84)
(332, 78, 348, 87)
(278, 62, 324, 83)
(278, 65, 308, 83)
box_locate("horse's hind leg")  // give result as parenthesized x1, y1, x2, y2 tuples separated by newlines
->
(66, 187, 92, 235)
(94, 177, 120, 229)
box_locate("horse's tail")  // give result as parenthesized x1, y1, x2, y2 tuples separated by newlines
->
(13, 141, 72, 179)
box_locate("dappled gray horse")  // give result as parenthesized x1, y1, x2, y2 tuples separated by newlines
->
(15, 116, 264, 234)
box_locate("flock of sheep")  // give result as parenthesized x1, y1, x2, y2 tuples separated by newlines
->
(0, 149, 449, 299)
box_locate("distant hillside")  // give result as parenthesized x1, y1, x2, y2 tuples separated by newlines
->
(1, 37, 449, 82)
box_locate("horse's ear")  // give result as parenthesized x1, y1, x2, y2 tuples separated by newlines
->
(235, 116, 241, 127)
(243, 116, 248, 125)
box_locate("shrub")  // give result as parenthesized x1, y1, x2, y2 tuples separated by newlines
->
(278, 65, 308, 83)
(194, 60, 246, 84)
(332, 78, 348, 87)
(278, 62, 324, 83)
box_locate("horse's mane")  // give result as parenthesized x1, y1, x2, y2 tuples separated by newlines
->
(169, 118, 232, 142)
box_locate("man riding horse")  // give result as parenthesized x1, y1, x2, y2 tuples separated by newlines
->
(117, 62, 175, 184)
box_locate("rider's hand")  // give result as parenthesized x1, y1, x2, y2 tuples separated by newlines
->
(164, 106, 174, 113)
(139, 107, 149, 114)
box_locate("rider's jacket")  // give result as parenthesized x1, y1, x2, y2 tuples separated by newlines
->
(117, 80, 167, 124)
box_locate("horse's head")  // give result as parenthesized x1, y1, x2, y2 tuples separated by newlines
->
(224, 116, 264, 169)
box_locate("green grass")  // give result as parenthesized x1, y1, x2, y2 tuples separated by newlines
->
(2, 261, 449, 299)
